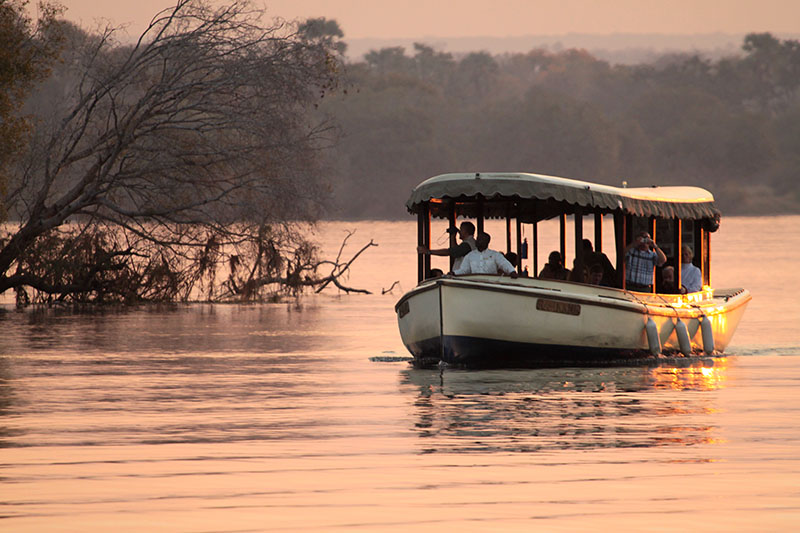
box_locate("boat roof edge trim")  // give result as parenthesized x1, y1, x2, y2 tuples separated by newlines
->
(406, 172, 720, 220)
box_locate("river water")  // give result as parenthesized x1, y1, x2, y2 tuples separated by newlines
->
(1, 217, 798, 531)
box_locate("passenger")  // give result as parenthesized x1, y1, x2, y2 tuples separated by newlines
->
(658, 265, 682, 294)
(504, 251, 518, 271)
(680, 245, 702, 293)
(504, 251, 529, 276)
(624, 231, 666, 292)
(569, 263, 589, 283)
(580, 239, 616, 286)
(417, 221, 476, 271)
(427, 268, 444, 279)
(588, 263, 608, 286)
(452, 232, 517, 277)
(539, 251, 570, 280)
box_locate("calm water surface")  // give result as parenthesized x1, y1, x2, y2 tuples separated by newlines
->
(1, 217, 799, 531)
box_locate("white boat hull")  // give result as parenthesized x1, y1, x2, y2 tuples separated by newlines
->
(395, 275, 751, 368)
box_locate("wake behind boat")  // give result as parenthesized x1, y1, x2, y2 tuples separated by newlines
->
(395, 172, 751, 368)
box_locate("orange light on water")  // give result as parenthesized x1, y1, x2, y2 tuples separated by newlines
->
(651, 358, 729, 391)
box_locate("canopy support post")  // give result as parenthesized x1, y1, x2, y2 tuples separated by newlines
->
(532, 207, 539, 278)
(574, 209, 584, 281)
(703, 229, 711, 287)
(448, 201, 457, 272)
(476, 197, 484, 235)
(559, 213, 567, 264)
(417, 203, 431, 283)
(649, 217, 657, 293)
(506, 215, 512, 254)
(594, 212, 603, 252)
(515, 218, 522, 272)
(615, 213, 628, 289)
(674, 219, 682, 291)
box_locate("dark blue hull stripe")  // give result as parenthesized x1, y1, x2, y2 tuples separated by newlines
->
(407, 335, 672, 369)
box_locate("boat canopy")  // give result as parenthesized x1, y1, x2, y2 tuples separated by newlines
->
(406, 172, 721, 226)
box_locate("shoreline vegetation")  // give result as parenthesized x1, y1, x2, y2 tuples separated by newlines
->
(2, 1, 798, 305)
(321, 30, 800, 219)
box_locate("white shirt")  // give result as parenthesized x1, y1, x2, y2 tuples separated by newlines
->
(452, 236, 477, 271)
(453, 249, 516, 275)
(681, 262, 702, 292)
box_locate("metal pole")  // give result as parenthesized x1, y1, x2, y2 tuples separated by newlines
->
(417, 209, 425, 283)
(515, 216, 522, 272)
(506, 215, 512, 254)
(449, 202, 457, 272)
(477, 197, 484, 235)
(533, 222, 539, 278)
(674, 219, 682, 291)
(574, 209, 584, 281)
(424, 206, 431, 277)
(594, 212, 603, 252)
(650, 217, 657, 293)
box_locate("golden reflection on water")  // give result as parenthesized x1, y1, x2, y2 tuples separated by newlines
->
(648, 358, 729, 391)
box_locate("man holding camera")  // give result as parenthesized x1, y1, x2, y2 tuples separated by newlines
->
(624, 230, 666, 292)
(417, 221, 476, 271)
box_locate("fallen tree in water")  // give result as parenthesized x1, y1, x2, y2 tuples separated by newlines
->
(7, 224, 376, 305)
(0, 1, 366, 305)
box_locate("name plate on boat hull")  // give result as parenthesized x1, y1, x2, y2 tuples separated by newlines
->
(536, 298, 581, 316)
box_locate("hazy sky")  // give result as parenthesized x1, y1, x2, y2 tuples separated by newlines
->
(53, 0, 800, 40)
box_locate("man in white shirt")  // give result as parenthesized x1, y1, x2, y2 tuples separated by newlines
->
(452, 232, 517, 277)
(681, 244, 702, 293)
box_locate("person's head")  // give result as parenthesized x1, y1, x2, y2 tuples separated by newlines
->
(636, 231, 652, 250)
(476, 232, 491, 251)
(505, 251, 518, 266)
(428, 268, 444, 279)
(589, 263, 604, 285)
(459, 221, 475, 240)
(662, 265, 675, 285)
(547, 251, 562, 266)
(582, 239, 593, 253)
(681, 244, 694, 264)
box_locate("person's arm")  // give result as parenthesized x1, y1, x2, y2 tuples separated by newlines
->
(495, 253, 517, 276)
(417, 241, 470, 257)
(653, 242, 667, 266)
(452, 262, 470, 275)
(416, 246, 449, 256)
(624, 235, 644, 255)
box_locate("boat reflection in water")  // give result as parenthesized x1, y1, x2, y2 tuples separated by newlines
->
(400, 358, 729, 454)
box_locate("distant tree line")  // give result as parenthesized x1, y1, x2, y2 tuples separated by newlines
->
(320, 27, 800, 218)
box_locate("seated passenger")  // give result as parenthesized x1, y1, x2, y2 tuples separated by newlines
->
(658, 265, 683, 294)
(453, 232, 517, 277)
(539, 251, 570, 280)
(581, 239, 616, 286)
(569, 262, 589, 283)
(680, 245, 702, 293)
(427, 268, 444, 279)
(588, 263, 610, 286)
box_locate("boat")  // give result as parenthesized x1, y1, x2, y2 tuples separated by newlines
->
(395, 172, 751, 368)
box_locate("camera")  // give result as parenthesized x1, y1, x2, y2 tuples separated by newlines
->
(445, 227, 459, 235)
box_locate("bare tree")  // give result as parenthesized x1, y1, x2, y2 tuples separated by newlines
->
(1, 0, 363, 304)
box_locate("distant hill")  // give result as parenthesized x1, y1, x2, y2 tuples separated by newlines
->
(346, 32, 800, 64)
